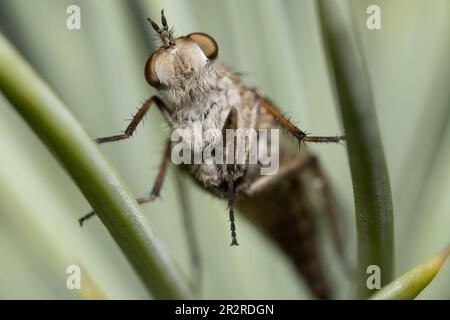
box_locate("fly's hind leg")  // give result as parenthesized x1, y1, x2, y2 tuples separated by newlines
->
(78, 140, 172, 226)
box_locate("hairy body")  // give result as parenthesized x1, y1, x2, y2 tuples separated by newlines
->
(82, 11, 345, 299)
(153, 40, 266, 196)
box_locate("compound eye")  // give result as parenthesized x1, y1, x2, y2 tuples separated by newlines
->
(144, 51, 160, 87)
(187, 32, 218, 60)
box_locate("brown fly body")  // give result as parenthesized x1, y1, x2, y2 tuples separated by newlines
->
(80, 10, 345, 299)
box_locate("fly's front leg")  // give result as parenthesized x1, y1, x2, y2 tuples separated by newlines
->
(79, 96, 173, 225)
(223, 108, 239, 246)
(226, 174, 238, 246)
(258, 96, 344, 144)
(96, 96, 172, 143)
(79, 140, 172, 226)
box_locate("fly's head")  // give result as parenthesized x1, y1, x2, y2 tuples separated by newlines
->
(145, 10, 219, 105)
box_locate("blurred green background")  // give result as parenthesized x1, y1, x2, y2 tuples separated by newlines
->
(0, 0, 449, 299)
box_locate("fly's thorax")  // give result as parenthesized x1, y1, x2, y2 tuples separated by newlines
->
(173, 106, 227, 152)
(158, 61, 242, 109)
(168, 91, 252, 193)
(167, 84, 281, 193)
(169, 67, 243, 135)
(157, 63, 218, 106)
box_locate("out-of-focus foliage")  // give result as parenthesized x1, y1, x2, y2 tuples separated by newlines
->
(371, 245, 450, 300)
(0, 31, 190, 299)
(319, 0, 394, 298)
(0, 0, 448, 299)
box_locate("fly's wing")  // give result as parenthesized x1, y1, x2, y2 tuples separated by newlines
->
(237, 149, 340, 299)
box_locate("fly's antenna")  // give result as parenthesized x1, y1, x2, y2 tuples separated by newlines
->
(160, 9, 168, 31)
(147, 9, 175, 47)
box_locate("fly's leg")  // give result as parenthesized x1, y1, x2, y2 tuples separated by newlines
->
(78, 140, 172, 226)
(79, 95, 172, 225)
(226, 174, 239, 246)
(223, 108, 239, 246)
(258, 96, 345, 144)
(96, 96, 172, 144)
(135, 141, 172, 204)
